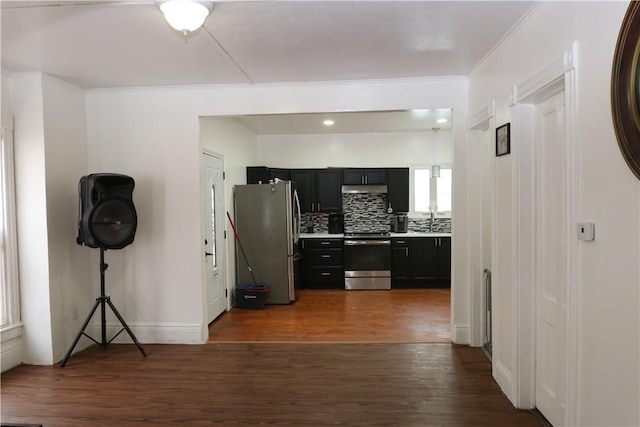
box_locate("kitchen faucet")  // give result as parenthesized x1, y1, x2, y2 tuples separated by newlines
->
(429, 210, 435, 232)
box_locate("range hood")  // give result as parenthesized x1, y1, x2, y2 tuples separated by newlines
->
(341, 185, 388, 194)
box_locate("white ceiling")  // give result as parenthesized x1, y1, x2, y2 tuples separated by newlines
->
(0, 0, 536, 134)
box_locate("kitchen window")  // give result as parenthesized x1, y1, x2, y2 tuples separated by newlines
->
(0, 116, 20, 336)
(410, 165, 452, 215)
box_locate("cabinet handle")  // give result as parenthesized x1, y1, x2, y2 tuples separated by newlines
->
(318, 203, 321, 212)
(405, 248, 408, 257)
(321, 255, 331, 258)
(396, 240, 406, 244)
(321, 242, 330, 245)
(312, 203, 315, 211)
(321, 272, 331, 276)
(365, 176, 368, 184)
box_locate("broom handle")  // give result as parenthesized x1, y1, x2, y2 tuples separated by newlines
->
(226, 211, 258, 285)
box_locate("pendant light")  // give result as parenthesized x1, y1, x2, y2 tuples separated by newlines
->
(431, 127, 441, 178)
(157, 0, 214, 35)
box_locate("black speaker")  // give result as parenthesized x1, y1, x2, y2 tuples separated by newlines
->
(77, 173, 137, 250)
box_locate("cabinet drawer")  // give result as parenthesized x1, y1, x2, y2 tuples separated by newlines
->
(307, 249, 343, 266)
(308, 267, 344, 284)
(305, 239, 343, 249)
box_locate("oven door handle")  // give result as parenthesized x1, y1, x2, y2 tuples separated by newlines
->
(344, 240, 391, 246)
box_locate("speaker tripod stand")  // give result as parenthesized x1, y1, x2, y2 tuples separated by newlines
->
(61, 248, 147, 367)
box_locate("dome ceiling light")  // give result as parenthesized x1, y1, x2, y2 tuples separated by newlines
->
(157, 0, 214, 35)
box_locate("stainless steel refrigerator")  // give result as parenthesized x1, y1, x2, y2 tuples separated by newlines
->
(233, 181, 301, 304)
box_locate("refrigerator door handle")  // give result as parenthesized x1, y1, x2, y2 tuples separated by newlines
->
(294, 189, 301, 241)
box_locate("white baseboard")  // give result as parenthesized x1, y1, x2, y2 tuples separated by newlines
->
(493, 359, 514, 403)
(1, 335, 23, 373)
(93, 321, 206, 344)
(451, 323, 470, 344)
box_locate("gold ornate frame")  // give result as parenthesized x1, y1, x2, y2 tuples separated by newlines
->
(612, 1, 640, 180)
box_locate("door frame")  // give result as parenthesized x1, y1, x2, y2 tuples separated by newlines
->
(200, 151, 229, 332)
(510, 42, 579, 425)
(468, 101, 496, 349)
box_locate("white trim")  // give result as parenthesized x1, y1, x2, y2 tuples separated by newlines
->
(85, 75, 469, 93)
(510, 42, 577, 107)
(468, 100, 496, 131)
(512, 103, 537, 409)
(493, 359, 514, 399)
(0, 333, 22, 372)
(0, 322, 22, 342)
(1, 116, 21, 333)
(96, 322, 205, 344)
(452, 323, 470, 344)
(511, 42, 579, 425)
(467, 101, 496, 348)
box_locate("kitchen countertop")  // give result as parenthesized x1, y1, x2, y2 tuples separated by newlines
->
(300, 231, 451, 238)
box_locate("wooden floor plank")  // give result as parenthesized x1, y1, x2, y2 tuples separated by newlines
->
(209, 288, 451, 343)
(2, 343, 543, 426)
(2, 289, 544, 426)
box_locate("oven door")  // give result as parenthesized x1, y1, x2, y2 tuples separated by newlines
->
(344, 239, 391, 290)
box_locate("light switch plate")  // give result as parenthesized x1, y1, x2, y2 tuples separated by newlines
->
(578, 223, 595, 241)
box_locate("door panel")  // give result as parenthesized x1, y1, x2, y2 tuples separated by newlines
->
(203, 154, 226, 323)
(535, 91, 566, 426)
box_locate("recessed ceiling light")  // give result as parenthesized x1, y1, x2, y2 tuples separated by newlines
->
(437, 118, 448, 123)
(323, 120, 335, 126)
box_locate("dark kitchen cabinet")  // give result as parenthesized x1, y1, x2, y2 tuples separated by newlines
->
(246, 166, 290, 184)
(315, 169, 342, 212)
(290, 169, 341, 213)
(290, 170, 315, 212)
(343, 168, 386, 185)
(391, 237, 451, 287)
(301, 238, 344, 289)
(411, 238, 440, 281)
(386, 168, 409, 213)
(391, 239, 412, 281)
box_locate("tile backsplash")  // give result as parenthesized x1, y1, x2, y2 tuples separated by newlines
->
(342, 193, 389, 233)
(301, 192, 452, 234)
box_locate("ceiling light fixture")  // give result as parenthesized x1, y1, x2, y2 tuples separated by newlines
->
(323, 120, 335, 126)
(432, 127, 441, 178)
(437, 118, 448, 124)
(157, 0, 214, 35)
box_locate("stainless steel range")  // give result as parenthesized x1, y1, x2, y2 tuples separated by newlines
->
(343, 232, 391, 290)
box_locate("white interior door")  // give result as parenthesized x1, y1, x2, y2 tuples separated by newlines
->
(203, 153, 226, 323)
(535, 90, 566, 425)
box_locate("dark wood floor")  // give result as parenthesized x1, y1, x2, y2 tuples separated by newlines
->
(1, 289, 545, 426)
(1, 343, 544, 426)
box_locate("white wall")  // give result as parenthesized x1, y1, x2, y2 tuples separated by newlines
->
(469, 1, 639, 425)
(83, 77, 471, 346)
(256, 130, 452, 169)
(9, 73, 91, 365)
(41, 74, 93, 362)
(11, 74, 53, 365)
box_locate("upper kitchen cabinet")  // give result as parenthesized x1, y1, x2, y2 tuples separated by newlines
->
(342, 168, 386, 185)
(290, 169, 342, 213)
(246, 166, 290, 184)
(386, 168, 409, 213)
(315, 169, 342, 212)
(290, 169, 314, 212)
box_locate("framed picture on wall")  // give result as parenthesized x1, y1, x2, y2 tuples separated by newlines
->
(496, 123, 511, 156)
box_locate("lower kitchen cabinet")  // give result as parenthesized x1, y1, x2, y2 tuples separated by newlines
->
(391, 237, 451, 287)
(301, 238, 345, 289)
